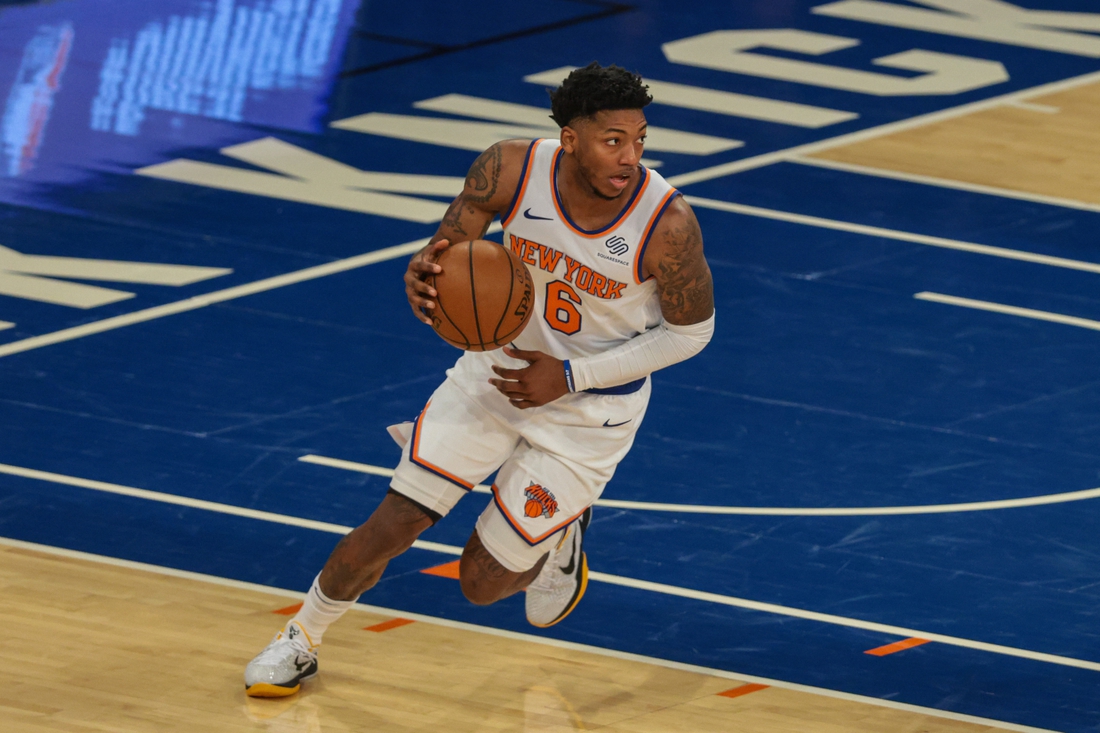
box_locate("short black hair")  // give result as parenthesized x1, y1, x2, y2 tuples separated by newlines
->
(548, 62, 652, 128)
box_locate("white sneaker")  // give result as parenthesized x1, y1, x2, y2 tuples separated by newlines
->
(526, 508, 591, 628)
(244, 621, 319, 698)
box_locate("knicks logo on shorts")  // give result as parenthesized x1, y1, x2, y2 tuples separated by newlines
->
(523, 485, 559, 519)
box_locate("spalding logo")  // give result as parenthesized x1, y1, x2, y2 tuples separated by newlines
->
(513, 289, 531, 319)
(513, 264, 532, 319)
(523, 484, 559, 519)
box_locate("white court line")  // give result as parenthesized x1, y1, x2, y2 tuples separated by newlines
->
(299, 453, 1100, 516)
(588, 571, 1100, 674)
(790, 156, 1100, 216)
(3, 460, 1100, 677)
(667, 68, 1100, 187)
(686, 196, 1100, 275)
(299, 453, 488, 494)
(916, 292, 1100, 333)
(1005, 100, 1061, 114)
(0, 462, 460, 558)
(0, 239, 426, 359)
(0, 222, 498, 360)
(0, 536, 1059, 733)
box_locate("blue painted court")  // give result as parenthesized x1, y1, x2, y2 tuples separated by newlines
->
(2, 1, 1100, 730)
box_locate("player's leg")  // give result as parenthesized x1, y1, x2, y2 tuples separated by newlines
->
(457, 441, 599, 625)
(318, 489, 438, 601)
(512, 382, 652, 626)
(244, 377, 519, 697)
(457, 528, 546, 605)
(244, 490, 439, 698)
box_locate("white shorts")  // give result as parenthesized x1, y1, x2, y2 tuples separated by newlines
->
(390, 350, 650, 572)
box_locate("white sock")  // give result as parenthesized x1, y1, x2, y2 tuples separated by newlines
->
(292, 574, 357, 646)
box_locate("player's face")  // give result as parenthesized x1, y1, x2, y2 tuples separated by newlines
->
(566, 109, 647, 200)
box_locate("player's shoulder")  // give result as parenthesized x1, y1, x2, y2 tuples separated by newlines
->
(651, 192, 701, 248)
(639, 192, 704, 279)
(485, 138, 542, 172)
(463, 139, 544, 211)
(496, 137, 540, 159)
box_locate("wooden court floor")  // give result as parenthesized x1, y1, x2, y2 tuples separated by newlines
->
(809, 81, 1100, 207)
(0, 541, 1009, 732)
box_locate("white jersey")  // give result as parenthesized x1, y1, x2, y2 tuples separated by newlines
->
(499, 138, 677, 361)
(400, 139, 673, 564)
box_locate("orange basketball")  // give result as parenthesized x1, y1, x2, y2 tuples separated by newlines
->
(524, 499, 543, 518)
(426, 240, 534, 351)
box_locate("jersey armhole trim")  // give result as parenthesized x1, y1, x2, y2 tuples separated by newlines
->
(634, 189, 681, 285)
(500, 139, 541, 228)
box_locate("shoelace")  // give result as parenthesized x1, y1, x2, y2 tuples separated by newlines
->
(254, 631, 315, 663)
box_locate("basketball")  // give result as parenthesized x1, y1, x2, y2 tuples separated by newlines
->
(426, 240, 534, 351)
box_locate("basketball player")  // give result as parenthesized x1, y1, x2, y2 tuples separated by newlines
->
(244, 62, 715, 697)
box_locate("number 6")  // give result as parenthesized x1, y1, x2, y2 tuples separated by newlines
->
(544, 281, 582, 335)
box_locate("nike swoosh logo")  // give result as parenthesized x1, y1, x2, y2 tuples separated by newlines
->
(294, 655, 311, 671)
(560, 553, 576, 575)
(524, 208, 553, 221)
(603, 419, 631, 427)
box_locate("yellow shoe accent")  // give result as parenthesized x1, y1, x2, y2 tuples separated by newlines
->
(245, 682, 302, 698)
(243, 695, 298, 721)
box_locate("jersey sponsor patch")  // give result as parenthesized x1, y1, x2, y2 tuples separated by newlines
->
(605, 235, 629, 255)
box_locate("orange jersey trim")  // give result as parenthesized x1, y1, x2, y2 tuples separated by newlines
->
(491, 484, 589, 546)
(549, 148, 650, 239)
(500, 139, 542, 228)
(634, 188, 680, 284)
(409, 400, 474, 490)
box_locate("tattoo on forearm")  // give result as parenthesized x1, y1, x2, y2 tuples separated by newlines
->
(465, 144, 501, 204)
(437, 145, 502, 241)
(440, 196, 468, 238)
(656, 214, 714, 324)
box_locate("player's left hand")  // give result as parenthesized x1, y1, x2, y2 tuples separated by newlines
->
(489, 347, 569, 409)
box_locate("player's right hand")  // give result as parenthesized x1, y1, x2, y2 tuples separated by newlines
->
(405, 239, 453, 325)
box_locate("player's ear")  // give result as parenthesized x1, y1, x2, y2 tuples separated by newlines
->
(559, 125, 577, 153)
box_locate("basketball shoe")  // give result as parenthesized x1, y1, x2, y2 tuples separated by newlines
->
(525, 508, 591, 627)
(245, 621, 319, 698)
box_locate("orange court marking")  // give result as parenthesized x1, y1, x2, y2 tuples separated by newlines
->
(272, 602, 303, 615)
(718, 683, 769, 699)
(865, 637, 932, 657)
(421, 559, 461, 579)
(364, 617, 416, 633)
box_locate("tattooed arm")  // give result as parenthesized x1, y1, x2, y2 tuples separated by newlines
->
(642, 196, 714, 326)
(405, 140, 528, 324)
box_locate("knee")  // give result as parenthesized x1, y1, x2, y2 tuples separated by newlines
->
(362, 493, 434, 558)
(458, 557, 504, 606)
(371, 520, 421, 559)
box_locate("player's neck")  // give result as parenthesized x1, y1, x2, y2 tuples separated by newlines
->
(556, 156, 641, 231)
